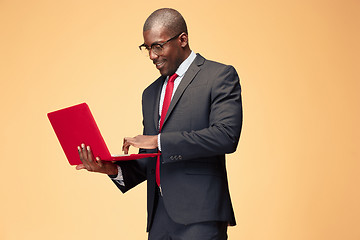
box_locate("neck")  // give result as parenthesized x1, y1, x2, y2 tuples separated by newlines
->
(177, 47, 191, 66)
(182, 47, 191, 61)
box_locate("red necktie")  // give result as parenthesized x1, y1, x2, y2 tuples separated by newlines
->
(156, 73, 178, 187)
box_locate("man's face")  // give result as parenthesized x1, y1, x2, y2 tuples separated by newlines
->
(143, 27, 184, 76)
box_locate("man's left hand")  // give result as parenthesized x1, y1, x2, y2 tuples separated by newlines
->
(122, 135, 158, 154)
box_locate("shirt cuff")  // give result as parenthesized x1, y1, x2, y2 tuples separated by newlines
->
(109, 165, 125, 186)
(158, 133, 161, 152)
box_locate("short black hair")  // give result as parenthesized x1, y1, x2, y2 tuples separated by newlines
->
(143, 8, 188, 36)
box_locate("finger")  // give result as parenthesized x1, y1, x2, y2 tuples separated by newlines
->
(123, 142, 130, 154)
(96, 157, 103, 168)
(122, 138, 126, 152)
(87, 146, 94, 163)
(81, 143, 87, 160)
(78, 146, 83, 162)
(123, 138, 132, 154)
(80, 143, 91, 170)
(85, 145, 97, 171)
(76, 164, 85, 170)
(78, 145, 89, 169)
(122, 138, 133, 151)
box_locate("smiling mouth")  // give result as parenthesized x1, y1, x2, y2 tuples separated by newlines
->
(154, 61, 166, 69)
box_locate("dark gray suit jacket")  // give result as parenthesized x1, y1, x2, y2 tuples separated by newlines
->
(112, 54, 242, 232)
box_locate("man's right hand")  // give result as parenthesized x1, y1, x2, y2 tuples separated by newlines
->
(76, 143, 118, 176)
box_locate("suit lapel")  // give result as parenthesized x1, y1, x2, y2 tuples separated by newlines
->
(152, 76, 166, 132)
(162, 54, 205, 128)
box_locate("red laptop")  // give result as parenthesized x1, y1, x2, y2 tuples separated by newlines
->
(47, 103, 159, 165)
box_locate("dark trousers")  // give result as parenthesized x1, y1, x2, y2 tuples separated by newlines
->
(148, 190, 228, 240)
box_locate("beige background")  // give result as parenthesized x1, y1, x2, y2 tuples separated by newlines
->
(1, 0, 359, 239)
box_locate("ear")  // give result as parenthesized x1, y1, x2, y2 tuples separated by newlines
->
(179, 33, 188, 48)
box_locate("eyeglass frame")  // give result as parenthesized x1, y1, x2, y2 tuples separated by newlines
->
(138, 32, 183, 56)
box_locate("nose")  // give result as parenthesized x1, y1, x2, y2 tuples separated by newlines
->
(149, 49, 158, 61)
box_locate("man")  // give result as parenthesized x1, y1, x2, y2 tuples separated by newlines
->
(77, 8, 242, 240)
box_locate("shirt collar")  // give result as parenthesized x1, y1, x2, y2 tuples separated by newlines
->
(175, 51, 197, 77)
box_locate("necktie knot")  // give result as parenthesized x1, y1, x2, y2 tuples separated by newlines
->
(168, 73, 178, 83)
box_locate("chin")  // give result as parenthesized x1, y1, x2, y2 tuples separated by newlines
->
(159, 69, 169, 76)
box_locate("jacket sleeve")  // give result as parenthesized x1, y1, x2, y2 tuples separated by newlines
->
(160, 65, 242, 163)
(110, 156, 147, 193)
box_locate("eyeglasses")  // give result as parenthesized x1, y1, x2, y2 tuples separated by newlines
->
(139, 32, 183, 56)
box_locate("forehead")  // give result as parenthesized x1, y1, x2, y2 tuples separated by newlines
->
(143, 26, 171, 46)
